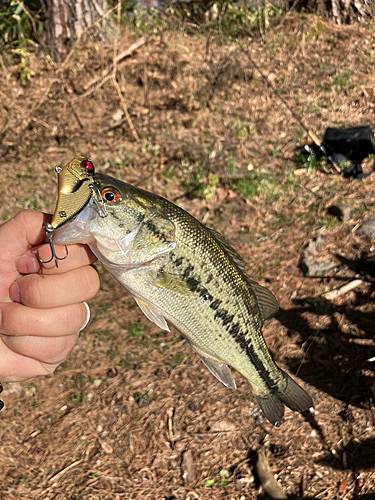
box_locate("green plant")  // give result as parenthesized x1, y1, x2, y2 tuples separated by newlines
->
(183, 165, 204, 199)
(230, 171, 278, 201)
(0, 0, 42, 46)
(12, 46, 36, 85)
(204, 469, 230, 488)
(127, 323, 146, 337)
(306, 21, 326, 41)
(68, 393, 87, 404)
(202, 174, 219, 201)
(333, 71, 351, 88)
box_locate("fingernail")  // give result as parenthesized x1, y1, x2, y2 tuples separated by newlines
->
(79, 302, 91, 332)
(17, 255, 39, 274)
(9, 282, 20, 303)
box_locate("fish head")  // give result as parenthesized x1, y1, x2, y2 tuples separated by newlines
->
(54, 173, 176, 268)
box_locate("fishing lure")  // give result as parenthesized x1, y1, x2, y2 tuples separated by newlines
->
(38, 156, 107, 267)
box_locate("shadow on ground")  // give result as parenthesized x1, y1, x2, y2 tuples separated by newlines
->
(275, 283, 375, 407)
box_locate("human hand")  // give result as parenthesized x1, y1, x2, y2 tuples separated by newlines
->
(0, 210, 100, 382)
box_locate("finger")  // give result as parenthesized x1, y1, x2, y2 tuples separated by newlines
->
(0, 302, 88, 337)
(2, 332, 79, 364)
(1, 210, 49, 254)
(10, 266, 100, 308)
(0, 211, 51, 298)
(17, 243, 97, 275)
(0, 338, 62, 382)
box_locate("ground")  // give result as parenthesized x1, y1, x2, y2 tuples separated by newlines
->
(0, 12, 375, 500)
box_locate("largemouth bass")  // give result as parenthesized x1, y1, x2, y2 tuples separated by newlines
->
(53, 167, 313, 426)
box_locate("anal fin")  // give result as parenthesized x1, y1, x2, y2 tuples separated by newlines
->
(193, 345, 237, 390)
(134, 297, 170, 332)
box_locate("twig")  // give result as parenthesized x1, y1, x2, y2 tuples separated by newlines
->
(99, 116, 128, 134)
(255, 450, 288, 499)
(48, 460, 82, 484)
(109, 2, 139, 142)
(113, 0, 121, 76)
(276, 0, 301, 28)
(0, 53, 9, 79)
(205, 50, 234, 108)
(68, 101, 84, 129)
(323, 279, 364, 301)
(112, 78, 139, 142)
(80, 73, 113, 98)
(21, 79, 60, 131)
(81, 37, 145, 93)
(167, 407, 174, 448)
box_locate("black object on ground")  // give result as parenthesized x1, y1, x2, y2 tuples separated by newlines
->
(305, 126, 375, 179)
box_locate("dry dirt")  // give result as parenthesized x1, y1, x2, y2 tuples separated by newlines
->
(0, 12, 375, 500)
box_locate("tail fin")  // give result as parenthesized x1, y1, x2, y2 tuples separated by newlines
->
(278, 370, 313, 414)
(254, 393, 285, 427)
(254, 371, 313, 427)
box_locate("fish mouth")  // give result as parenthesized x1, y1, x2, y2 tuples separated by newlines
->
(54, 200, 97, 245)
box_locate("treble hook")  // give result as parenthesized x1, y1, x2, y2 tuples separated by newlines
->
(37, 222, 68, 268)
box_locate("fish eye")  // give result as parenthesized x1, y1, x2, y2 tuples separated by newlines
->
(81, 159, 94, 171)
(102, 187, 121, 203)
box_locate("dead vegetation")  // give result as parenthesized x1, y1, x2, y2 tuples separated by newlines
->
(0, 11, 375, 500)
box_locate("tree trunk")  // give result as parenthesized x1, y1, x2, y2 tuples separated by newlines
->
(295, 0, 375, 23)
(40, 0, 110, 62)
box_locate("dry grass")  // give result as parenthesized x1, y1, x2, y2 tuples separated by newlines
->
(0, 13, 375, 499)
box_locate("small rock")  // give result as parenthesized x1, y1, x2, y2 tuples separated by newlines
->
(181, 450, 195, 484)
(303, 236, 325, 256)
(327, 204, 352, 222)
(300, 259, 337, 277)
(112, 109, 123, 123)
(100, 441, 113, 454)
(299, 237, 337, 276)
(209, 420, 236, 432)
(137, 397, 149, 408)
(356, 217, 375, 241)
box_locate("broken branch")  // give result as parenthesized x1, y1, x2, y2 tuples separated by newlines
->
(255, 450, 288, 499)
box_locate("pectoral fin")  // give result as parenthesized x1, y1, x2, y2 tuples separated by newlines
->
(154, 271, 197, 297)
(134, 297, 170, 332)
(192, 345, 237, 390)
(131, 212, 176, 264)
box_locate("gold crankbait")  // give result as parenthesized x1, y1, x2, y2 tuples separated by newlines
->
(38, 156, 106, 267)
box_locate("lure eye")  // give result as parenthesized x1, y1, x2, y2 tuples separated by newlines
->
(82, 159, 94, 171)
(101, 188, 121, 203)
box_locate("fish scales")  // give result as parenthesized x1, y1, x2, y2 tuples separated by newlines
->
(97, 193, 277, 393)
(53, 168, 313, 426)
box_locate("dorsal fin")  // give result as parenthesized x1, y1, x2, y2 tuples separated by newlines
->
(207, 227, 279, 322)
(207, 227, 248, 272)
(246, 278, 279, 322)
